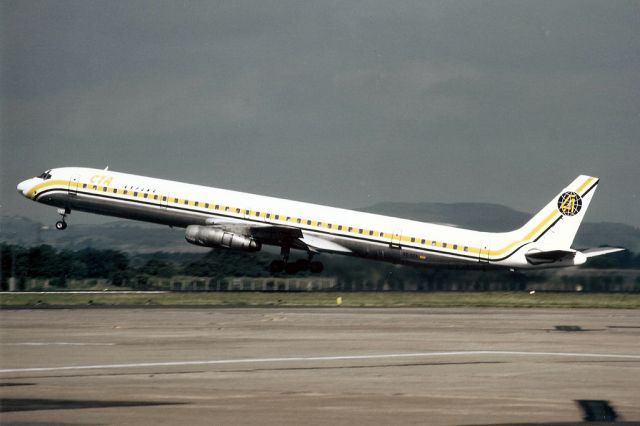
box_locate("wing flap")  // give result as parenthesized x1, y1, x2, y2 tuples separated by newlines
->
(299, 233, 352, 253)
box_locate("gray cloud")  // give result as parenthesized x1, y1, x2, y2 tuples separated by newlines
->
(2, 0, 639, 227)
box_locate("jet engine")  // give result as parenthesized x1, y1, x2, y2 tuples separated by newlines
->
(185, 225, 261, 251)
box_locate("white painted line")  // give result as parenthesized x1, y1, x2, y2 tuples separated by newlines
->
(3, 342, 115, 346)
(1, 350, 639, 374)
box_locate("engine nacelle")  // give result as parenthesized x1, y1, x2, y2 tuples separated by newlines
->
(185, 225, 261, 252)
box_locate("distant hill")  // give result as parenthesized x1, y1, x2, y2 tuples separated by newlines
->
(2, 202, 638, 252)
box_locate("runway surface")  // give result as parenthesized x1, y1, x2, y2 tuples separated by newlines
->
(1, 307, 639, 425)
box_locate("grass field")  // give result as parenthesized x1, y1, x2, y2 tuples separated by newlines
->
(1, 292, 639, 309)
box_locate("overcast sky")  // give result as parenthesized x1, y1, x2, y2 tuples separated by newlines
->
(2, 0, 639, 228)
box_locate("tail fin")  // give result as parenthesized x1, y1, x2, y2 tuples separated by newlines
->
(516, 175, 599, 249)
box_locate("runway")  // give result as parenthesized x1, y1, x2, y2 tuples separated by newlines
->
(1, 307, 639, 425)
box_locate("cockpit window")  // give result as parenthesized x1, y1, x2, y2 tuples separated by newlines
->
(37, 170, 52, 180)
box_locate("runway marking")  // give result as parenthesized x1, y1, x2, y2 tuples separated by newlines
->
(1, 350, 639, 374)
(3, 342, 115, 347)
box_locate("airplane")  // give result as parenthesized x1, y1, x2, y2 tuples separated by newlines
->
(17, 167, 623, 274)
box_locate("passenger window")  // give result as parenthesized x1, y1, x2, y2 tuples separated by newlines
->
(297, 218, 301, 223)
(205, 203, 209, 208)
(83, 183, 87, 188)
(421, 239, 425, 244)
(379, 232, 384, 237)
(348, 227, 352, 232)
(162, 196, 167, 201)
(133, 191, 138, 196)
(411, 237, 415, 242)
(359, 229, 363, 234)
(443, 243, 447, 248)
(143, 193, 148, 198)
(245, 209, 250, 215)
(194, 201, 199, 206)
(124, 190, 128, 195)
(255, 211, 260, 217)
(185, 200, 189, 205)
(215, 204, 219, 209)
(266, 213, 271, 219)
(338, 225, 343, 231)
(431, 241, 436, 246)
(369, 230, 374, 236)
(174, 198, 179, 203)
(307, 220, 311, 225)
(93, 185, 98, 190)
(236, 208, 241, 213)
(453, 244, 458, 250)
(154, 195, 158, 200)
(464, 246, 468, 252)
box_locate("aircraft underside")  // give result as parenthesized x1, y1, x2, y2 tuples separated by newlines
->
(35, 189, 480, 273)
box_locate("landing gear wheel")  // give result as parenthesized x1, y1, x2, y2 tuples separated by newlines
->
(55, 208, 70, 230)
(269, 260, 285, 273)
(309, 261, 324, 273)
(295, 259, 310, 271)
(285, 263, 299, 274)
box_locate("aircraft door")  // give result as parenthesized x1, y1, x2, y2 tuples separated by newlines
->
(390, 230, 403, 249)
(68, 175, 81, 196)
(479, 244, 490, 263)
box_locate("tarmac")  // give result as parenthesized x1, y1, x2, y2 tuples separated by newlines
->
(1, 307, 639, 425)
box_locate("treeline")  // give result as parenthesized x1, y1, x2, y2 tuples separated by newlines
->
(1, 243, 640, 291)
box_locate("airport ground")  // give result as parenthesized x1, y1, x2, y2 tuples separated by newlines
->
(1, 307, 639, 425)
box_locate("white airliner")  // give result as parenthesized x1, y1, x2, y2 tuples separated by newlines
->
(17, 167, 623, 273)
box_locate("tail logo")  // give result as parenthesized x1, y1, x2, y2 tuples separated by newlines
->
(557, 191, 582, 216)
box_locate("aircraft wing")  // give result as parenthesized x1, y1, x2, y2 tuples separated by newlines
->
(299, 232, 352, 253)
(203, 220, 350, 254)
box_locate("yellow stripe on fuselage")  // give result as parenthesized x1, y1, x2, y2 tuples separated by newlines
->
(25, 179, 69, 199)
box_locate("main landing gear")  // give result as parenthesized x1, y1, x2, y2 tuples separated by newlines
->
(55, 208, 69, 230)
(269, 247, 324, 274)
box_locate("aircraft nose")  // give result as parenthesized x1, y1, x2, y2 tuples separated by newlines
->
(17, 179, 31, 197)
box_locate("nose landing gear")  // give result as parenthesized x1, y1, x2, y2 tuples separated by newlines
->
(55, 208, 69, 230)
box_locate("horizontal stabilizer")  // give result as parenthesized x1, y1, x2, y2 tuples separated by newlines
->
(581, 247, 626, 258)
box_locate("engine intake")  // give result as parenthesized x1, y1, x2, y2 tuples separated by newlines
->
(185, 225, 261, 252)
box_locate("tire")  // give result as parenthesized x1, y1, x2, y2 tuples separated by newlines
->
(309, 261, 324, 273)
(269, 260, 285, 273)
(55, 221, 67, 230)
(285, 263, 299, 275)
(295, 259, 310, 271)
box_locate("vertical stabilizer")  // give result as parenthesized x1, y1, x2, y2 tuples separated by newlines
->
(516, 175, 599, 249)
